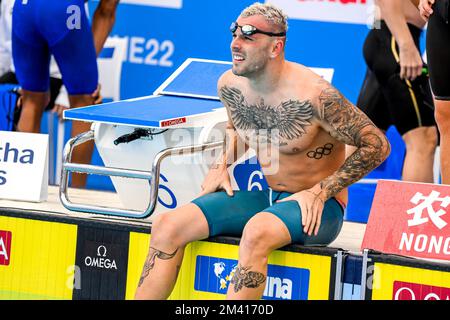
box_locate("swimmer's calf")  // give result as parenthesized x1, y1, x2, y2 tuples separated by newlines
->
(175, 304, 209, 318)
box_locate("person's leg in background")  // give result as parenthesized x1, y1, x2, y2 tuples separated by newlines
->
(350, 70, 438, 183)
(17, 90, 50, 133)
(12, 28, 52, 133)
(357, 21, 438, 183)
(434, 101, 450, 184)
(50, 5, 99, 188)
(426, 1, 450, 184)
(401, 126, 437, 182)
(383, 70, 438, 183)
(66, 95, 96, 187)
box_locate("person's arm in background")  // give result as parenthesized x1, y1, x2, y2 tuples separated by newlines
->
(377, 0, 423, 80)
(418, 0, 436, 21)
(91, 0, 120, 55)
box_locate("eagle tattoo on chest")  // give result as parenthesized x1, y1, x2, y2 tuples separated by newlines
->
(220, 86, 314, 140)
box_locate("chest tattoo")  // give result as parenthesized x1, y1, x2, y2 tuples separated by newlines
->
(220, 86, 314, 141)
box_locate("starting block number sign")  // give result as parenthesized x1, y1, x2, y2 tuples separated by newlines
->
(362, 180, 450, 261)
(0, 131, 48, 202)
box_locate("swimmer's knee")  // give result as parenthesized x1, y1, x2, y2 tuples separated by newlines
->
(242, 223, 267, 250)
(21, 90, 50, 109)
(68, 94, 96, 109)
(240, 213, 289, 255)
(150, 212, 187, 248)
(403, 126, 438, 152)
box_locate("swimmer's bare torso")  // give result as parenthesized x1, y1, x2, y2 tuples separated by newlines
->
(219, 62, 366, 205)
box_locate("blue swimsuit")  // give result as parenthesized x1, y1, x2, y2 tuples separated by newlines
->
(12, 0, 98, 94)
(192, 189, 344, 246)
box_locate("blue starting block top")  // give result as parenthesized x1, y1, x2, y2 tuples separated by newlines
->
(155, 59, 232, 100)
(64, 95, 223, 128)
(64, 58, 232, 128)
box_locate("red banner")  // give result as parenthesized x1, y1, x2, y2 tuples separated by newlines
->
(362, 180, 450, 261)
(393, 281, 450, 300)
(0, 230, 12, 266)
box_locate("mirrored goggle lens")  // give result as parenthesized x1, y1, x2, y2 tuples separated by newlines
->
(241, 25, 256, 35)
(230, 22, 238, 33)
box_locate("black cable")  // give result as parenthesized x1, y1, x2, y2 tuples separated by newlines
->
(113, 128, 168, 145)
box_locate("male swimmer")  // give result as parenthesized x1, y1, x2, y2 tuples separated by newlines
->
(135, 2, 390, 300)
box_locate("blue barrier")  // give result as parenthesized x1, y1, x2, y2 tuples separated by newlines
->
(346, 126, 406, 223)
(0, 84, 19, 132)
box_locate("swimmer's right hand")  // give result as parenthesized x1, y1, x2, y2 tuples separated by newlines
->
(198, 165, 234, 197)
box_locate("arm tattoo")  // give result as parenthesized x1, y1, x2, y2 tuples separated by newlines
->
(318, 87, 373, 143)
(230, 264, 266, 293)
(220, 86, 314, 140)
(138, 247, 178, 287)
(318, 86, 390, 199)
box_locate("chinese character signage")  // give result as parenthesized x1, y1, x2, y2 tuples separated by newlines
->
(407, 191, 449, 230)
(362, 180, 450, 261)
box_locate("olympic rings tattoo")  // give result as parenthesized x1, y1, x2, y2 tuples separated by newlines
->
(307, 143, 334, 160)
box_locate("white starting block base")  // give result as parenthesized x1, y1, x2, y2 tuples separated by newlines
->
(93, 120, 228, 220)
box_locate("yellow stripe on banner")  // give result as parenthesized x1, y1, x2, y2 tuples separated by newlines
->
(125, 232, 150, 300)
(372, 263, 450, 300)
(391, 36, 422, 126)
(0, 216, 77, 300)
(126, 234, 332, 300)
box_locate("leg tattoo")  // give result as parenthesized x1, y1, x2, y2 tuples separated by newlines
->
(230, 264, 266, 293)
(138, 247, 178, 287)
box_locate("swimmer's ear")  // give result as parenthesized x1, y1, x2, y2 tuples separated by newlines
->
(270, 38, 285, 58)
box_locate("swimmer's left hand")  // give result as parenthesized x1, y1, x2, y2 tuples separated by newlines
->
(277, 187, 326, 237)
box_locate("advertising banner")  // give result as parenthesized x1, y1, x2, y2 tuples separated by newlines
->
(0, 215, 77, 299)
(362, 180, 450, 261)
(371, 262, 450, 300)
(267, 0, 374, 25)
